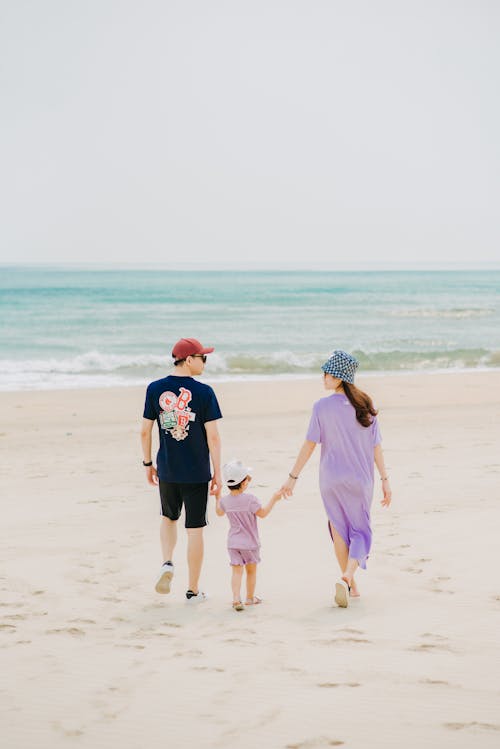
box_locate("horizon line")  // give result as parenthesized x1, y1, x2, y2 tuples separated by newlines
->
(2, 261, 500, 272)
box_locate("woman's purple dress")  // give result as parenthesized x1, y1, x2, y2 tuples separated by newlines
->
(306, 393, 381, 569)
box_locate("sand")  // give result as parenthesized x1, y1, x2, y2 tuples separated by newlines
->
(1, 371, 500, 748)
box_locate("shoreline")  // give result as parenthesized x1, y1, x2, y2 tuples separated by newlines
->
(2, 364, 500, 394)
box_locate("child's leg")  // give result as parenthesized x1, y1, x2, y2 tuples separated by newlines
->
(231, 565, 244, 603)
(245, 563, 257, 602)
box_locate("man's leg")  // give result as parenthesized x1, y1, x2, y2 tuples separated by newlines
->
(160, 516, 177, 562)
(156, 483, 182, 594)
(183, 483, 209, 596)
(186, 527, 204, 594)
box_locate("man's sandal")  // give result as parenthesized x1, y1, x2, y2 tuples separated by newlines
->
(232, 601, 245, 611)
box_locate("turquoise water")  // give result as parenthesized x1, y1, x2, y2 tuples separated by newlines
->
(1, 266, 499, 390)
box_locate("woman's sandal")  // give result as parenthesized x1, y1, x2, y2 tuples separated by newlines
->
(232, 601, 245, 611)
(245, 596, 262, 605)
(334, 579, 350, 608)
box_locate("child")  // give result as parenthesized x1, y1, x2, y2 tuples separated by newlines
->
(216, 459, 282, 611)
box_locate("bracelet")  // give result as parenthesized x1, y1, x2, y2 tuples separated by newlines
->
(142, 460, 153, 467)
(289, 473, 299, 480)
(380, 476, 389, 480)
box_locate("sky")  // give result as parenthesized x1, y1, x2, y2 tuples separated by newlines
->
(1, 1, 499, 268)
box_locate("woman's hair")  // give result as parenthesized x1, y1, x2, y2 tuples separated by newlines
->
(342, 382, 378, 427)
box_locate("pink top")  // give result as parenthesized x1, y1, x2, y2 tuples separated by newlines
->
(219, 492, 262, 549)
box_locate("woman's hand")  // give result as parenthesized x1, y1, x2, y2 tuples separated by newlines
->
(381, 478, 392, 507)
(281, 477, 297, 498)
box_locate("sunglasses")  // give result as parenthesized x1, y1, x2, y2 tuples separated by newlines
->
(192, 354, 207, 363)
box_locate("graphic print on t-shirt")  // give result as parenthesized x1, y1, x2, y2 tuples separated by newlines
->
(158, 387, 196, 441)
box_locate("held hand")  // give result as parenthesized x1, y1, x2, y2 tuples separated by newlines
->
(272, 490, 284, 502)
(210, 474, 222, 496)
(381, 478, 392, 507)
(281, 477, 296, 498)
(145, 465, 159, 486)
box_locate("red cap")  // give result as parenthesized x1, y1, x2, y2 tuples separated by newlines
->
(172, 338, 215, 360)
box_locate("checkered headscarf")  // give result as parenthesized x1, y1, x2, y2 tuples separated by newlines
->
(321, 350, 359, 384)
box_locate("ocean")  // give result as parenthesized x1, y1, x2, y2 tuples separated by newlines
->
(1, 266, 499, 390)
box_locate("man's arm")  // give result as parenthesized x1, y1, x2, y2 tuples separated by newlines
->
(205, 420, 222, 496)
(140, 417, 158, 486)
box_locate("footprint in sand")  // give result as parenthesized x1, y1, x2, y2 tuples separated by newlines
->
(52, 721, 85, 737)
(0, 602, 24, 609)
(0, 624, 16, 632)
(46, 627, 85, 637)
(402, 566, 423, 574)
(409, 633, 453, 653)
(173, 649, 202, 657)
(223, 637, 257, 646)
(444, 722, 500, 732)
(337, 627, 365, 635)
(429, 578, 455, 594)
(314, 637, 372, 646)
(317, 682, 360, 689)
(286, 738, 344, 748)
(419, 678, 449, 685)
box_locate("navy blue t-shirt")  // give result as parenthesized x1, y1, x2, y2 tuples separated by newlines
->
(143, 375, 222, 483)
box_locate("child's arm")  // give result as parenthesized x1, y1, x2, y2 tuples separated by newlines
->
(215, 497, 225, 517)
(255, 490, 282, 518)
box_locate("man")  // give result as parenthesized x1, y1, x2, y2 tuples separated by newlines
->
(141, 337, 222, 602)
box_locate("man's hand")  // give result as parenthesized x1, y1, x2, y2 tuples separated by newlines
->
(145, 465, 159, 486)
(210, 473, 222, 496)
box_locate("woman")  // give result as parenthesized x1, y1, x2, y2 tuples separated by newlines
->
(281, 350, 392, 607)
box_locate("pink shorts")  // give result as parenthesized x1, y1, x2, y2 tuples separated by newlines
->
(228, 548, 261, 566)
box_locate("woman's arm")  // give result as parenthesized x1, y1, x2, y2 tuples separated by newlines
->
(280, 439, 317, 497)
(374, 444, 392, 507)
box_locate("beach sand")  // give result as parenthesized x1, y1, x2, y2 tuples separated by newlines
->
(1, 371, 500, 748)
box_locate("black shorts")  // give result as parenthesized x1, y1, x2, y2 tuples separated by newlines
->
(159, 481, 209, 528)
